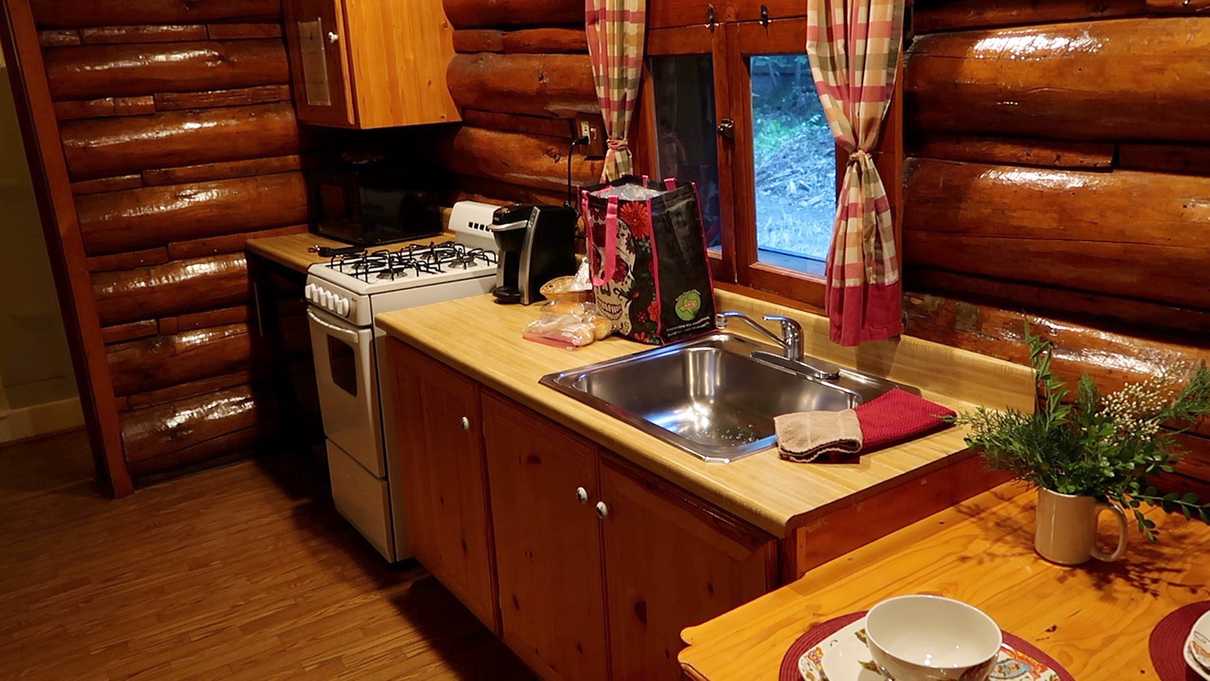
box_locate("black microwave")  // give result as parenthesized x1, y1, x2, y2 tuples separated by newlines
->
(309, 155, 443, 247)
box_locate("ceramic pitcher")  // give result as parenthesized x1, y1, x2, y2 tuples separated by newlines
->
(1034, 488, 1128, 565)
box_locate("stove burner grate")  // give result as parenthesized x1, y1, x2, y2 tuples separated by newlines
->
(327, 241, 497, 282)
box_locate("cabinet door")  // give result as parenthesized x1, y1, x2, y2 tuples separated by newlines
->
(382, 339, 496, 628)
(482, 394, 609, 681)
(283, 0, 355, 126)
(600, 458, 776, 681)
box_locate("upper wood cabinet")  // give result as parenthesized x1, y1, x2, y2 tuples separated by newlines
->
(382, 339, 496, 629)
(283, 0, 461, 128)
(482, 393, 610, 681)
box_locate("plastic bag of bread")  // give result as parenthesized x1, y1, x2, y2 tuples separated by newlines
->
(523, 300, 612, 348)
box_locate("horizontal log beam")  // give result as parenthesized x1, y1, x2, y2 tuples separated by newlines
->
(30, 0, 281, 29)
(1118, 143, 1210, 177)
(906, 18, 1210, 143)
(911, 135, 1114, 170)
(904, 159, 1210, 310)
(127, 426, 261, 478)
(436, 126, 601, 192)
(445, 175, 571, 207)
(902, 292, 1210, 405)
(61, 103, 299, 180)
(206, 23, 282, 40)
(86, 246, 169, 273)
(443, 0, 581, 28)
(71, 174, 143, 195)
(907, 268, 1210, 338)
(460, 109, 574, 139)
(453, 27, 587, 54)
(77, 171, 308, 255)
(121, 384, 260, 466)
(101, 320, 158, 345)
(55, 95, 153, 121)
(39, 29, 79, 47)
(92, 253, 248, 326)
(157, 306, 249, 336)
(123, 371, 251, 411)
(167, 224, 306, 260)
(1147, 0, 1210, 12)
(79, 25, 207, 44)
(911, 0, 1143, 33)
(45, 40, 289, 100)
(142, 154, 302, 187)
(447, 53, 597, 118)
(153, 84, 291, 111)
(107, 323, 252, 396)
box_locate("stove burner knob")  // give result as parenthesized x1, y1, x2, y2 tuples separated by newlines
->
(305, 284, 316, 302)
(336, 298, 349, 316)
(322, 290, 333, 310)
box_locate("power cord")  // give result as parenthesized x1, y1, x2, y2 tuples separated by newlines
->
(566, 134, 590, 210)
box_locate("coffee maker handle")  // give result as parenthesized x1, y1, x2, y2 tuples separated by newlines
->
(590, 196, 619, 287)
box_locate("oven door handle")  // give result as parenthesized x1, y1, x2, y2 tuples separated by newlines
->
(308, 308, 361, 343)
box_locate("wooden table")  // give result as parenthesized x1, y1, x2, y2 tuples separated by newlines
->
(679, 483, 1210, 680)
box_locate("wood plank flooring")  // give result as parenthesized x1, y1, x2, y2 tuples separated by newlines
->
(0, 430, 536, 680)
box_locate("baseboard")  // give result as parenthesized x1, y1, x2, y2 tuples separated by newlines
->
(0, 396, 85, 444)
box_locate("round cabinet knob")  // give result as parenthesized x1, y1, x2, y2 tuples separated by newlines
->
(594, 501, 608, 519)
(460, 416, 470, 431)
(327, 31, 339, 44)
(575, 486, 588, 504)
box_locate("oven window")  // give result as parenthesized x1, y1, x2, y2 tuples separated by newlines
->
(328, 336, 358, 396)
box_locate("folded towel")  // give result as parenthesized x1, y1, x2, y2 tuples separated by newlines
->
(774, 409, 862, 463)
(855, 388, 956, 452)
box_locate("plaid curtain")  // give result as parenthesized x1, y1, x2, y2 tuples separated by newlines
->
(585, 0, 646, 181)
(806, 0, 905, 346)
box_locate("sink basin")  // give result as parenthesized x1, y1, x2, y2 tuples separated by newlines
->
(540, 332, 913, 463)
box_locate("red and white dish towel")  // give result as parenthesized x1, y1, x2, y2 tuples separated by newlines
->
(775, 388, 956, 463)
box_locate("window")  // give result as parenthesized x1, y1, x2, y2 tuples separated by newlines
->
(638, 17, 900, 308)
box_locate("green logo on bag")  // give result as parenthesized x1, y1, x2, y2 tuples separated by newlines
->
(674, 290, 703, 321)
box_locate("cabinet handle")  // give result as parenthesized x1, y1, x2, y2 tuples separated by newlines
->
(595, 500, 609, 519)
(460, 416, 470, 431)
(575, 486, 589, 504)
(717, 118, 735, 140)
(704, 3, 717, 31)
(327, 30, 339, 44)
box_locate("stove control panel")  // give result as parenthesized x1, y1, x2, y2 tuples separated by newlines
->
(305, 283, 354, 318)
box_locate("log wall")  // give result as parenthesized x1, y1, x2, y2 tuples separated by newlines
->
(904, 2, 1210, 491)
(25, 1, 302, 480)
(436, 0, 602, 205)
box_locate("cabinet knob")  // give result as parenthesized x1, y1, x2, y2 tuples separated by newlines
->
(575, 486, 588, 504)
(460, 416, 470, 431)
(595, 501, 609, 519)
(327, 30, 339, 44)
(717, 118, 735, 140)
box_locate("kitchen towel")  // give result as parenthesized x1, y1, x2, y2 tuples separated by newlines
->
(855, 387, 955, 452)
(775, 409, 863, 463)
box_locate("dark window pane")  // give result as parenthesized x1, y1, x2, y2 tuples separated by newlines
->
(650, 54, 723, 250)
(328, 336, 357, 397)
(750, 54, 835, 274)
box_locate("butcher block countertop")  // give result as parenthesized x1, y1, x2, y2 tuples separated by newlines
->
(678, 483, 1210, 680)
(375, 290, 1036, 537)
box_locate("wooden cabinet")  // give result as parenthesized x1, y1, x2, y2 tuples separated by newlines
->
(283, 0, 461, 129)
(599, 459, 775, 681)
(382, 339, 497, 629)
(386, 338, 777, 681)
(482, 393, 610, 681)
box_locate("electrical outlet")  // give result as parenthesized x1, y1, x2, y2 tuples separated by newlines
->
(575, 114, 607, 159)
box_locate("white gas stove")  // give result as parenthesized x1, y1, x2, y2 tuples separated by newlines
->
(305, 201, 501, 561)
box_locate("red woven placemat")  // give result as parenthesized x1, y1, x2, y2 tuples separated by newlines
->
(777, 611, 1075, 681)
(1150, 601, 1210, 681)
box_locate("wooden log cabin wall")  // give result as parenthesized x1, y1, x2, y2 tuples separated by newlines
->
(1, 0, 305, 492)
(900, 0, 1210, 495)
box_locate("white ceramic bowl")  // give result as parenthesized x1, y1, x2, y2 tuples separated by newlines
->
(865, 595, 1002, 681)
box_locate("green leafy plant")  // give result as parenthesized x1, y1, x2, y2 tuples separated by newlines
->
(953, 325, 1210, 541)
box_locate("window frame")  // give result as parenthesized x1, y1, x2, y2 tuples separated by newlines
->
(635, 13, 904, 312)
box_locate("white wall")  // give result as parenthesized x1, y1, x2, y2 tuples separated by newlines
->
(0, 43, 83, 443)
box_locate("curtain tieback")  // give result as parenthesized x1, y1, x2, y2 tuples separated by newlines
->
(848, 148, 873, 165)
(607, 138, 629, 152)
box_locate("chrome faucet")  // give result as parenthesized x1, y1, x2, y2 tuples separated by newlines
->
(714, 311, 840, 381)
(715, 311, 803, 361)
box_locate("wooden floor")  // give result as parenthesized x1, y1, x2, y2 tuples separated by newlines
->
(0, 431, 536, 680)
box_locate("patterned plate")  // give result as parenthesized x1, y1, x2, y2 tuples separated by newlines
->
(1191, 611, 1210, 672)
(797, 616, 1062, 681)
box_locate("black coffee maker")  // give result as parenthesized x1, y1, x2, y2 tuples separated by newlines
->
(490, 204, 578, 305)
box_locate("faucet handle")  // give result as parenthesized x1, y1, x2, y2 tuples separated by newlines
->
(762, 314, 801, 333)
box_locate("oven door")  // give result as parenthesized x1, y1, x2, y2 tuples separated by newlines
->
(308, 306, 384, 477)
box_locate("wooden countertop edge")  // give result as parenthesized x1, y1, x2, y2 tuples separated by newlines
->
(378, 313, 989, 538)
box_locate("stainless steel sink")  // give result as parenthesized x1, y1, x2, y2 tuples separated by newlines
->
(540, 332, 915, 463)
